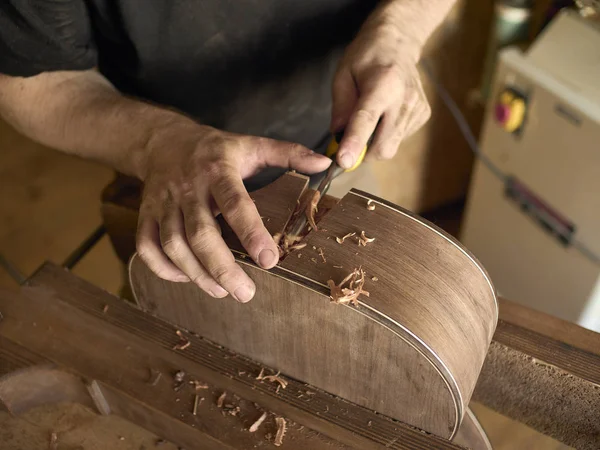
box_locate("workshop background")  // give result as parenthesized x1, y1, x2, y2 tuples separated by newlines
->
(1, 0, 598, 449)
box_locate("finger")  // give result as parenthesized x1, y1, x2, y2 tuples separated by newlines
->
(185, 197, 257, 303)
(136, 214, 190, 282)
(210, 167, 279, 270)
(159, 204, 228, 298)
(336, 76, 393, 169)
(367, 111, 400, 161)
(393, 86, 424, 145)
(330, 67, 358, 133)
(255, 138, 332, 174)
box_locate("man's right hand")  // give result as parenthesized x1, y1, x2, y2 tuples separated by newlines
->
(136, 125, 332, 302)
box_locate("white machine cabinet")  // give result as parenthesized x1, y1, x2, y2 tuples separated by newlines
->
(461, 11, 600, 331)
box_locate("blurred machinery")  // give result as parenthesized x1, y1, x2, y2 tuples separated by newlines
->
(461, 10, 600, 331)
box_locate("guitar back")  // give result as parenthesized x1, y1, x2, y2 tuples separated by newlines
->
(130, 172, 497, 439)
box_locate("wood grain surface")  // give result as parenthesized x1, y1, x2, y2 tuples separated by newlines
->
(130, 172, 498, 439)
(0, 263, 470, 450)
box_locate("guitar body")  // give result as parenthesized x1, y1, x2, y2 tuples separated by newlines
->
(130, 172, 497, 440)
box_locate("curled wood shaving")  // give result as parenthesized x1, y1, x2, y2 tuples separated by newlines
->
(257, 370, 288, 390)
(217, 392, 226, 408)
(317, 248, 326, 263)
(249, 411, 268, 432)
(273, 233, 305, 258)
(327, 267, 370, 306)
(306, 191, 321, 231)
(274, 417, 287, 447)
(173, 330, 191, 350)
(367, 199, 376, 211)
(358, 231, 375, 247)
(336, 232, 355, 244)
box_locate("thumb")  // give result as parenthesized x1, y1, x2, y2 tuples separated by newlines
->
(331, 68, 358, 133)
(259, 139, 332, 175)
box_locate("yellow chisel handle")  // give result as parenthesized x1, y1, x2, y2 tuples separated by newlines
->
(325, 131, 368, 172)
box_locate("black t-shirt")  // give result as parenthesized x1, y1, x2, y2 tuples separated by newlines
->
(0, 0, 376, 150)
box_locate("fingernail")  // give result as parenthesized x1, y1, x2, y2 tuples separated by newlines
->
(210, 285, 228, 298)
(175, 275, 190, 282)
(258, 249, 277, 268)
(234, 285, 255, 303)
(339, 152, 354, 169)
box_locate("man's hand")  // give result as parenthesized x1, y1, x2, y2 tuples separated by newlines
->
(331, 19, 431, 169)
(136, 125, 331, 302)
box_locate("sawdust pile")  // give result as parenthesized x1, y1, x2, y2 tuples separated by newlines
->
(327, 267, 370, 306)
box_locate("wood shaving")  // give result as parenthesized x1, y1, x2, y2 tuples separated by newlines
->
(310, 258, 318, 263)
(336, 232, 355, 244)
(147, 369, 162, 386)
(358, 231, 375, 247)
(371, 276, 378, 282)
(367, 199, 376, 211)
(333, 265, 343, 269)
(306, 191, 321, 231)
(173, 370, 185, 391)
(327, 267, 370, 306)
(49, 432, 58, 450)
(173, 330, 191, 350)
(102, 305, 109, 314)
(189, 380, 209, 390)
(274, 417, 287, 447)
(192, 395, 203, 415)
(249, 411, 268, 432)
(257, 370, 288, 390)
(317, 248, 326, 263)
(273, 233, 305, 258)
(217, 392, 226, 408)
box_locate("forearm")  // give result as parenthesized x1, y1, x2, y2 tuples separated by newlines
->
(0, 70, 200, 179)
(363, 0, 457, 59)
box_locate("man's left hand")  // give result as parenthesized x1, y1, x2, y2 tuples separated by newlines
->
(331, 22, 431, 169)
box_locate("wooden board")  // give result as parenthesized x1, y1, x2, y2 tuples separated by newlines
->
(473, 299, 600, 450)
(130, 172, 498, 439)
(0, 263, 468, 450)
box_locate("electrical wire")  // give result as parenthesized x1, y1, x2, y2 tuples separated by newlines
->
(420, 59, 600, 266)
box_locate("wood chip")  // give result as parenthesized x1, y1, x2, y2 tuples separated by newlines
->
(192, 395, 203, 415)
(333, 265, 343, 269)
(217, 392, 226, 408)
(327, 267, 370, 306)
(306, 190, 321, 231)
(257, 370, 288, 390)
(173, 330, 191, 351)
(336, 232, 356, 244)
(274, 417, 287, 447)
(249, 411, 268, 432)
(102, 304, 109, 314)
(189, 380, 209, 390)
(371, 276, 378, 282)
(311, 257, 318, 263)
(147, 369, 162, 386)
(358, 231, 375, 246)
(49, 432, 58, 450)
(317, 248, 326, 263)
(367, 199, 376, 211)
